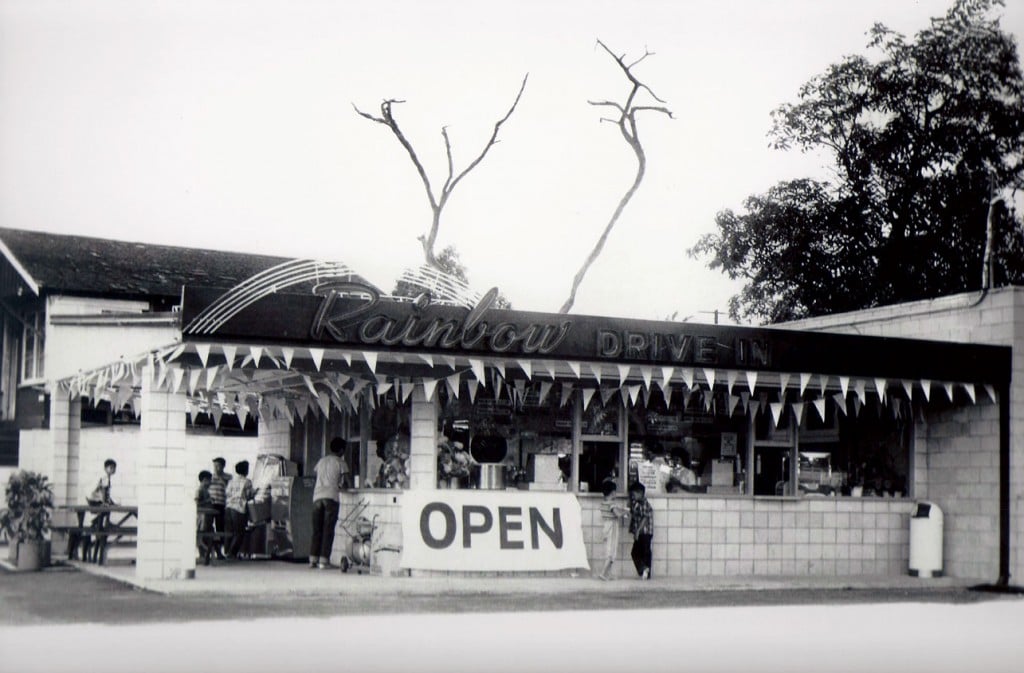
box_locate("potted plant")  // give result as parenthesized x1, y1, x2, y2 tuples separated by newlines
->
(0, 470, 54, 571)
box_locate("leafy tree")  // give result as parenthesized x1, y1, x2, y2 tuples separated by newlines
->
(691, 0, 1024, 324)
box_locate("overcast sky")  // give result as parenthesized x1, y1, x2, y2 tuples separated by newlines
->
(1, 0, 1022, 324)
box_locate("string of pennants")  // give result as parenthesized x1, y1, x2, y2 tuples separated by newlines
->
(57, 343, 999, 429)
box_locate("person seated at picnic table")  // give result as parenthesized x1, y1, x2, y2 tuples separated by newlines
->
(86, 458, 118, 528)
(224, 460, 254, 560)
(195, 470, 215, 565)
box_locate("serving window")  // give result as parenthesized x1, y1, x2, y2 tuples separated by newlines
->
(626, 388, 749, 495)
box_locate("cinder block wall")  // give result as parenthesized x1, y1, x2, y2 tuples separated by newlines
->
(783, 286, 1023, 582)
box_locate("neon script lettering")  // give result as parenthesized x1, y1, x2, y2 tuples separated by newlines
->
(312, 285, 572, 356)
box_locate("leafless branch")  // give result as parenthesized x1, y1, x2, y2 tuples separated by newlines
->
(355, 75, 528, 270)
(559, 41, 673, 313)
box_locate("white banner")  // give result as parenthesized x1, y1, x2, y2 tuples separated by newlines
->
(400, 490, 590, 572)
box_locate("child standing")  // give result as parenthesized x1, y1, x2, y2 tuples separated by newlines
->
(195, 470, 215, 565)
(628, 481, 654, 580)
(224, 460, 254, 559)
(596, 479, 628, 580)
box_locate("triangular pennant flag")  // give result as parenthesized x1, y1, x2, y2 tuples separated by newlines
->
(661, 367, 674, 391)
(640, 385, 650, 408)
(281, 347, 294, 369)
(205, 366, 219, 391)
(469, 359, 486, 384)
(340, 352, 352, 367)
(853, 379, 866, 402)
(401, 380, 415, 404)
(729, 395, 739, 415)
(984, 384, 997, 404)
(517, 360, 532, 380)
(791, 401, 804, 424)
(769, 402, 784, 427)
(616, 364, 630, 385)
(799, 373, 812, 396)
(362, 351, 378, 373)
(195, 344, 210, 368)
(813, 397, 827, 421)
(702, 390, 713, 412)
(560, 383, 574, 407)
(962, 383, 976, 404)
(316, 391, 331, 417)
(222, 345, 237, 370)
(446, 373, 461, 399)
(779, 373, 791, 394)
(818, 376, 829, 398)
(188, 369, 202, 395)
(156, 359, 169, 390)
(744, 370, 757, 393)
(901, 379, 914, 400)
(513, 380, 526, 402)
(250, 346, 263, 368)
(567, 361, 581, 379)
(308, 348, 325, 372)
(423, 378, 439, 402)
(211, 405, 223, 430)
(740, 391, 750, 415)
(589, 363, 604, 384)
(538, 381, 552, 404)
(853, 396, 863, 417)
(600, 386, 616, 405)
(921, 379, 932, 402)
(726, 370, 738, 395)
(165, 344, 186, 362)
(626, 384, 641, 406)
(466, 378, 479, 404)
(641, 366, 653, 391)
(943, 382, 954, 402)
(440, 355, 456, 369)
(581, 387, 597, 410)
(543, 361, 558, 379)
(302, 374, 318, 396)
(418, 353, 435, 368)
(171, 367, 185, 394)
(681, 367, 694, 389)
(493, 361, 507, 380)
(702, 368, 716, 390)
(832, 393, 847, 416)
(874, 377, 887, 403)
(839, 376, 850, 399)
(376, 381, 393, 396)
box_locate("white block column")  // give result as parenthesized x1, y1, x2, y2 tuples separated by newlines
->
(136, 364, 194, 580)
(408, 385, 438, 490)
(48, 390, 82, 506)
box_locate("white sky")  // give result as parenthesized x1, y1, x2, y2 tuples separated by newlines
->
(1, 0, 1022, 324)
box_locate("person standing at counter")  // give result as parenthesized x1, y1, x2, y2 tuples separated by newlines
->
(208, 457, 231, 560)
(224, 460, 253, 560)
(628, 482, 654, 580)
(310, 437, 350, 569)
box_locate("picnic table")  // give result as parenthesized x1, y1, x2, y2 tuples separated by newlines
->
(52, 505, 138, 565)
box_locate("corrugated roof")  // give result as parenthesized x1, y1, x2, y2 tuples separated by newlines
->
(0, 227, 368, 300)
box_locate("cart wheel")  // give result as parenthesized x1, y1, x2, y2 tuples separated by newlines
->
(340, 557, 350, 573)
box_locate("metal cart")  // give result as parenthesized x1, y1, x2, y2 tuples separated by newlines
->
(337, 499, 378, 574)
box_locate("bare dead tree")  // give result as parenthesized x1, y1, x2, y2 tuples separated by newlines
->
(354, 75, 528, 270)
(558, 40, 673, 314)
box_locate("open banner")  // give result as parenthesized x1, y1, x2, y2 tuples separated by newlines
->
(399, 490, 590, 572)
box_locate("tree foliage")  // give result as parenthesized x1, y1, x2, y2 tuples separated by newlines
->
(691, 0, 1024, 324)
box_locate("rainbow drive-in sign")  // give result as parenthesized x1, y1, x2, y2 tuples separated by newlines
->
(400, 490, 590, 572)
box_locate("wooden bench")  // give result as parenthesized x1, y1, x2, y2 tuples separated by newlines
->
(51, 524, 138, 565)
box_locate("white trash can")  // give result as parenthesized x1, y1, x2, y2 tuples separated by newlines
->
(909, 501, 943, 577)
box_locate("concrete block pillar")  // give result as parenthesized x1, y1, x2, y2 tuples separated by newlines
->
(135, 364, 193, 580)
(49, 390, 82, 506)
(408, 385, 438, 490)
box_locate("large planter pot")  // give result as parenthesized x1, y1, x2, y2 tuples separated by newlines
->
(14, 540, 50, 571)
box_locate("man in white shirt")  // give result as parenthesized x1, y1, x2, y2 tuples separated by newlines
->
(309, 437, 350, 569)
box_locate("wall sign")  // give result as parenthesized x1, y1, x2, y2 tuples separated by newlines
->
(399, 490, 590, 572)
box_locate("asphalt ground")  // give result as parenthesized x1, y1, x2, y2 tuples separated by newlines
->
(1, 558, 1019, 626)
